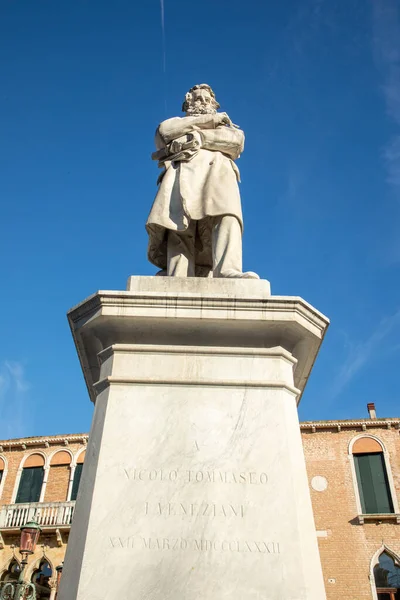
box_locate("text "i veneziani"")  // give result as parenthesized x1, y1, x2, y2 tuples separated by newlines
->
(124, 468, 268, 485)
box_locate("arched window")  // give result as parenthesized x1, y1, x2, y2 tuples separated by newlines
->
(374, 552, 400, 599)
(352, 437, 394, 514)
(0, 456, 8, 501)
(71, 451, 85, 501)
(0, 560, 21, 583)
(31, 560, 52, 599)
(0, 457, 4, 484)
(16, 454, 45, 504)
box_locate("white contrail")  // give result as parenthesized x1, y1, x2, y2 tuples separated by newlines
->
(160, 0, 167, 114)
(160, 0, 166, 74)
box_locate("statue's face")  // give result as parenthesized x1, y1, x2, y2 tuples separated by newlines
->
(186, 88, 216, 115)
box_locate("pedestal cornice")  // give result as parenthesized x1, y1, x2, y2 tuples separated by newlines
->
(67, 279, 329, 403)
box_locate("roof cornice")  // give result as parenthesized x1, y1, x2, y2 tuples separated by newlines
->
(300, 419, 400, 431)
(0, 418, 399, 447)
(0, 433, 88, 449)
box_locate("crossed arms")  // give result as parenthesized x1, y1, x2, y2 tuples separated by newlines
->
(154, 114, 245, 162)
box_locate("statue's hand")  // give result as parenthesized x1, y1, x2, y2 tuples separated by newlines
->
(215, 112, 239, 129)
(168, 133, 201, 155)
(169, 139, 183, 154)
(215, 112, 231, 126)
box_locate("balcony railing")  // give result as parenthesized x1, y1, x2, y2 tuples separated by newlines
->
(0, 501, 75, 529)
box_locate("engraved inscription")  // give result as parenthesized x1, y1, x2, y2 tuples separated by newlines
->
(144, 501, 246, 518)
(109, 536, 280, 554)
(124, 468, 268, 485)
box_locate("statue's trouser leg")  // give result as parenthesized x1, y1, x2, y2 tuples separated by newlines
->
(167, 221, 196, 276)
(212, 215, 243, 277)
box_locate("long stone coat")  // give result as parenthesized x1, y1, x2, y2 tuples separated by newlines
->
(146, 114, 245, 271)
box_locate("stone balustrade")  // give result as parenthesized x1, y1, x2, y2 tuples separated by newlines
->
(0, 501, 75, 529)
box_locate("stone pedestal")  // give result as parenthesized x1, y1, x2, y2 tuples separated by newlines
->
(59, 277, 329, 600)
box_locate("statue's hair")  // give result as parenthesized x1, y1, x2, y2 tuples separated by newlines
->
(182, 84, 220, 112)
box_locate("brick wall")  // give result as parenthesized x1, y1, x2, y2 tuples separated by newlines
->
(301, 424, 400, 599)
(44, 465, 70, 503)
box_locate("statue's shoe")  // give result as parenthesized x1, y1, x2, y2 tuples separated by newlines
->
(220, 270, 260, 279)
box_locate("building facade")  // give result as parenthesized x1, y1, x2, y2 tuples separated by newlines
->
(302, 407, 400, 600)
(0, 407, 399, 599)
(0, 433, 87, 599)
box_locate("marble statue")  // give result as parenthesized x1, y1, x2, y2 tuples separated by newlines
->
(146, 84, 258, 278)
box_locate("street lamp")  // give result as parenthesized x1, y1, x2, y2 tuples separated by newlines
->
(0, 520, 41, 600)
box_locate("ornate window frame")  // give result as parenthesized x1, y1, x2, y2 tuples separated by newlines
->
(11, 452, 49, 504)
(348, 434, 400, 523)
(26, 554, 54, 583)
(370, 545, 400, 600)
(26, 554, 58, 599)
(67, 448, 86, 501)
(0, 557, 22, 584)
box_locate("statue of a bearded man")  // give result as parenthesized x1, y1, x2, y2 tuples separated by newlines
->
(146, 84, 258, 279)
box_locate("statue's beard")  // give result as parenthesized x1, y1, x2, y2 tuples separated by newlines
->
(186, 102, 216, 116)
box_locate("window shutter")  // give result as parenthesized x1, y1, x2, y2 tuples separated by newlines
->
(71, 463, 83, 501)
(15, 467, 44, 503)
(354, 453, 393, 514)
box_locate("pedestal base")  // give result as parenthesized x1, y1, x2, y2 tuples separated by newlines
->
(60, 277, 329, 600)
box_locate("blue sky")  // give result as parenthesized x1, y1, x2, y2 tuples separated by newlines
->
(1, 0, 399, 439)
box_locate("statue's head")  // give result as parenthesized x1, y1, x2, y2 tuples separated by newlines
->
(182, 84, 220, 115)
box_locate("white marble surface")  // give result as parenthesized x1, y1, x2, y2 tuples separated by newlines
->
(126, 275, 271, 296)
(68, 278, 328, 404)
(60, 278, 328, 600)
(146, 84, 258, 279)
